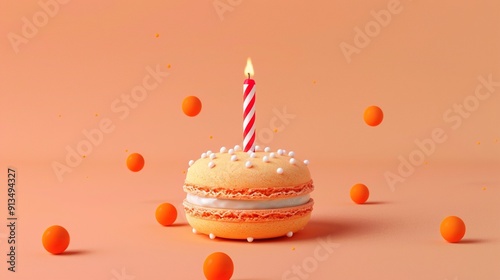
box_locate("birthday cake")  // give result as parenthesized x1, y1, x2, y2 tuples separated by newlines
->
(183, 145, 314, 241)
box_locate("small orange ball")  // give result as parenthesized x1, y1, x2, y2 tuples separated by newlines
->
(350, 183, 369, 204)
(42, 225, 70, 254)
(440, 216, 466, 243)
(182, 96, 202, 117)
(126, 153, 145, 172)
(363, 105, 384, 126)
(203, 252, 234, 280)
(155, 203, 177, 226)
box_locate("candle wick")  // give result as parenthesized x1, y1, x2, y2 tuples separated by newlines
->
(247, 73, 250, 79)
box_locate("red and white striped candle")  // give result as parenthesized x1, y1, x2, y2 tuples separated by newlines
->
(243, 58, 256, 152)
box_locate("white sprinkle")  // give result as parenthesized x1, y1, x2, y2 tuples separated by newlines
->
(304, 160, 310, 166)
(188, 160, 194, 166)
(277, 168, 284, 174)
(234, 145, 241, 151)
(220, 147, 227, 153)
(250, 152, 256, 158)
(247, 237, 254, 243)
(289, 158, 296, 165)
(282, 149, 287, 154)
(254, 145, 261, 151)
(270, 152, 276, 158)
(231, 155, 238, 161)
(245, 161, 253, 168)
(210, 153, 216, 160)
(208, 161, 215, 168)
(288, 151, 295, 157)
(192, 228, 197, 234)
(209, 233, 216, 240)
(228, 148, 235, 155)
(206, 150, 213, 155)
(264, 147, 271, 152)
(262, 156, 269, 163)
(201, 153, 207, 159)
(286, 231, 293, 238)
(277, 149, 284, 155)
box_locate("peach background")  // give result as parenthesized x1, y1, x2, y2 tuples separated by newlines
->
(1, 0, 499, 279)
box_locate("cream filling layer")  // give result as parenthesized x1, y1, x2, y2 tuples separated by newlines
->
(186, 193, 311, 210)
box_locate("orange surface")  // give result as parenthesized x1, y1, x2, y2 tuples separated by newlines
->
(1, 0, 500, 279)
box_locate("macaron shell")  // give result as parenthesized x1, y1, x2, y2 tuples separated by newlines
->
(185, 152, 311, 190)
(183, 180, 313, 200)
(184, 199, 313, 240)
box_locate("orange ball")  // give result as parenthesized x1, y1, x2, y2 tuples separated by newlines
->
(182, 96, 202, 117)
(440, 216, 466, 243)
(42, 225, 70, 254)
(363, 105, 384, 126)
(127, 153, 144, 172)
(155, 203, 177, 226)
(203, 252, 234, 280)
(350, 183, 369, 204)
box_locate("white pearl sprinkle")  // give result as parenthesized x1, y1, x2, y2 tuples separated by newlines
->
(207, 150, 213, 155)
(286, 231, 293, 238)
(228, 148, 235, 155)
(262, 156, 269, 163)
(188, 160, 194, 166)
(264, 147, 271, 152)
(289, 158, 296, 165)
(208, 161, 215, 168)
(245, 161, 253, 168)
(283, 149, 287, 154)
(220, 147, 227, 153)
(250, 152, 256, 158)
(209, 233, 216, 240)
(210, 153, 216, 159)
(304, 160, 310, 166)
(254, 145, 261, 151)
(192, 228, 197, 234)
(231, 155, 238, 161)
(234, 145, 241, 151)
(270, 152, 276, 158)
(277, 168, 284, 174)
(277, 149, 284, 155)
(247, 237, 254, 242)
(288, 151, 295, 157)
(201, 153, 207, 159)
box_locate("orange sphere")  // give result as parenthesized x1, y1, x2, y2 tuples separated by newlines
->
(127, 153, 144, 172)
(42, 225, 70, 254)
(182, 96, 202, 117)
(155, 203, 177, 226)
(203, 252, 234, 280)
(440, 216, 466, 243)
(350, 183, 369, 204)
(363, 105, 384, 126)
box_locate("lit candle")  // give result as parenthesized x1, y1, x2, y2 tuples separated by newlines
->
(243, 58, 256, 152)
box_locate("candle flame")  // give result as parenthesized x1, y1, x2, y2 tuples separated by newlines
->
(244, 57, 254, 77)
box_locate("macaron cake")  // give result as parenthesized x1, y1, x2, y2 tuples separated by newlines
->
(183, 145, 314, 242)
